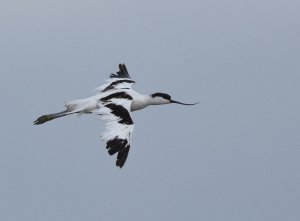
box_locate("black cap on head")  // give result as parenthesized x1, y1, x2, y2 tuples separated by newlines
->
(151, 92, 171, 100)
(152, 92, 199, 105)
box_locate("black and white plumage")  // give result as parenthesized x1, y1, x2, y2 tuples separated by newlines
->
(34, 64, 198, 168)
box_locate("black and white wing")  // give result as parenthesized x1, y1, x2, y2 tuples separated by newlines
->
(95, 92, 134, 168)
(95, 64, 135, 93)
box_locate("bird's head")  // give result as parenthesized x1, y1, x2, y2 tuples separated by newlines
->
(151, 92, 199, 106)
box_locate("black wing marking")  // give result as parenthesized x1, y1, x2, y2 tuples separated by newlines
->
(100, 91, 133, 102)
(105, 103, 134, 125)
(101, 80, 135, 92)
(110, 64, 131, 79)
(106, 137, 130, 168)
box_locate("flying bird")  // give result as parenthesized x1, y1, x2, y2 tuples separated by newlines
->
(34, 64, 198, 168)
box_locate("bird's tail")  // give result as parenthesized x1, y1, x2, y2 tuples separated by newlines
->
(34, 110, 71, 125)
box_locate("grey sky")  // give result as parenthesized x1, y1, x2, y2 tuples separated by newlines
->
(0, 0, 299, 220)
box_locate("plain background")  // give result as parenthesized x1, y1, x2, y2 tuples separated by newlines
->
(0, 0, 299, 220)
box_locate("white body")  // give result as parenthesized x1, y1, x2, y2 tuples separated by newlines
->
(65, 89, 169, 114)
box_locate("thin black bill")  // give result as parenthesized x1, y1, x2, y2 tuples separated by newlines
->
(170, 100, 199, 105)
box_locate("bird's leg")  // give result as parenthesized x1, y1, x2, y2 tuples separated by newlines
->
(34, 110, 69, 125)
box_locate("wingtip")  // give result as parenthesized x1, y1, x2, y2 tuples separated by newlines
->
(116, 144, 130, 169)
(119, 63, 128, 73)
(116, 162, 124, 169)
(116, 159, 126, 168)
(110, 63, 130, 79)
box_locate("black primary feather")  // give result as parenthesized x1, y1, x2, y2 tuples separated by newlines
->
(110, 64, 131, 79)
(106, 137, 130, 168)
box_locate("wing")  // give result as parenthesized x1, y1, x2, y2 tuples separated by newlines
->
(94, 91, 134, 168)
(110, 63, 131, 79)
(95, 64, 135, 93)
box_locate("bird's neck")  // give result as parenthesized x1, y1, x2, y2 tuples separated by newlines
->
(130, 95, 150, 112)
(131, 94, 167, 112)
